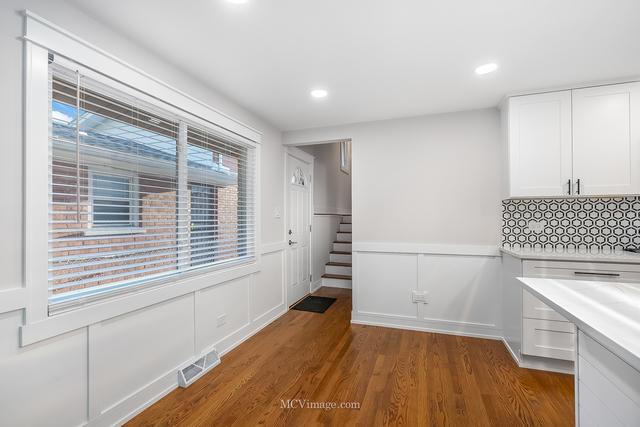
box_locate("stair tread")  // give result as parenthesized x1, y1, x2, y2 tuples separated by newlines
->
(336, 231, 352, 234)
(330, 251, 352, 255)
(322, 273, 352, 280)
(333, 241, 352, 244)
(326, 261, 352, 267)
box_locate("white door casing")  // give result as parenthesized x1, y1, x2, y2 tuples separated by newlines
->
(285, 148, 313, 306)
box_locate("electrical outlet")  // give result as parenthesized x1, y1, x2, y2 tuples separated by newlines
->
(526, 220, 546, 233)
(216, 314, 227, 327)
(411, 290, 429, 304)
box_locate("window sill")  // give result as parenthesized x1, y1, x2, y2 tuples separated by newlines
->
(83, 227, 146, 237)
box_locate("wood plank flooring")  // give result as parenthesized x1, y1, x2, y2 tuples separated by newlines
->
(128, 287, 574, 426)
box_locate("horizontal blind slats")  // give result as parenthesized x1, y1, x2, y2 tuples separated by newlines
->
(48, 61, 257, 306)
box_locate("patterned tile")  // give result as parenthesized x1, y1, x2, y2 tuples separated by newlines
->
(502, 197, 640, 250)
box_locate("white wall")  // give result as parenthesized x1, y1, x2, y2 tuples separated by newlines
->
(285, 109, 502, 245)
(0, 2, 285, 426)
(299, 143, 351, 214)
(286, 109, 503, 337)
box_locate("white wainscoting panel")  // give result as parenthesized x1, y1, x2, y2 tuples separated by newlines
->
(88, 294, 194, 420)
(352, 248, 502, 339)
(419, 254, 501, 331)
(0, 243, 284, 427)
(0, 310, 88, 427)
(356, 252, 418, 319)
(252, 251, 284, 323)
(195, 276, 251, 354)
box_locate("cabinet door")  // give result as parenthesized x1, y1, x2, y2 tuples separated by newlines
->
(573, 82, 640, 196)
(508, 91, 573, 197)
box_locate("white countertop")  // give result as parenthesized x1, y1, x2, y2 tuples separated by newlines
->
(502, 247, 640, 264)
(517, 277, 640, 372)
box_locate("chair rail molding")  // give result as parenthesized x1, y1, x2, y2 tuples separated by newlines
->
(352, 242, 500, 257)
(0, 288, 28, 314)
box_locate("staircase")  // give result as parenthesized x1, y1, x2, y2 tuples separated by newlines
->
(321, 215, 352, 288)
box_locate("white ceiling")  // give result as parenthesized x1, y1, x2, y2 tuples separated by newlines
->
(69, 0, 640, 131)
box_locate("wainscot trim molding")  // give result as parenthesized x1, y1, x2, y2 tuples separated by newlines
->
(313, 207, 352, 216)
(0, 288, 28, 314)
(351, 312, 502, 340)
(261, 241, 287, 255)
(352, 242, 500, 257)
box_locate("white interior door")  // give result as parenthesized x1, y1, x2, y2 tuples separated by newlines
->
(572, 82, 640, 196)
(286, 151, 311, 306)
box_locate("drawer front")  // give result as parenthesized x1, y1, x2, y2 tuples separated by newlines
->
(523, 260, 640, 283)
(523, 290, 569, 322)
(522, 318, 575, 361)
(578, 331, 640, 422)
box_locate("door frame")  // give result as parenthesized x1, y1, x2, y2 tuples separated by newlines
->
(283, 146, 314, 307)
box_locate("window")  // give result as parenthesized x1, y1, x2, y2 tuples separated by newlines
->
(90, 173, 136, 227)
(47, 58, 256, 312)
(340, 140, 351, 174)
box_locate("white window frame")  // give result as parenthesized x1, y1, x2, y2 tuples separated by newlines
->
(21, 10, 262, 345)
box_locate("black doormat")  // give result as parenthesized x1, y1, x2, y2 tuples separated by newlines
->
(292, 296, 337, 313)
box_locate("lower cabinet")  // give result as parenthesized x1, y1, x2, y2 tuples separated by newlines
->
(504, 257, 640, 367)
(577, 331, 640, 427)
(522, 316, 576, 361)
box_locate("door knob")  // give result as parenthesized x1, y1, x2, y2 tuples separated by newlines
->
(288, 240, 298, 245)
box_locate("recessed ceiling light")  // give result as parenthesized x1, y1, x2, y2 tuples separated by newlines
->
(475, 63, 498, 75)
(225, 0, 248, 4)
(310, 89, 328, 99)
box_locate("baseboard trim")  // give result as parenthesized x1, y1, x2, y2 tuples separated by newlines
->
(310, 279, 323, 293)
(351, 312, 502, 341)
(500, 337, 574, 374)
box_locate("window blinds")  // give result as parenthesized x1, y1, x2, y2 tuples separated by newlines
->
(48, 59, 256, 311)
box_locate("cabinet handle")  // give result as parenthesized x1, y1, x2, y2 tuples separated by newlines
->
(567, 179, 572, 195)
(574, 271, 620, 278)
(576, 178, 581, 195)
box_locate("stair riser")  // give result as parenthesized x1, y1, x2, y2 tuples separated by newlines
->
(330, 253, 352, 263)
(333, 242, 352, 252)
(336, 233, 352, 242)
(326, 265, 352, 275)
(322, 277, 352, 289)
(342, 216, 352, 224)
(339, 223, 352, 232)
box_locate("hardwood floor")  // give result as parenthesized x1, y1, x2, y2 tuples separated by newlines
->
(128, 287, 574, 427)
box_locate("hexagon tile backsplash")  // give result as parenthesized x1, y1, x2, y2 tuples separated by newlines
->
(501, 197, 640, 250)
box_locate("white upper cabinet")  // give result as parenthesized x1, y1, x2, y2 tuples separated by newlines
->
(572, 82, 640, 196)
(504, 81, 640, 198)
(507, 91, 572, 197)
